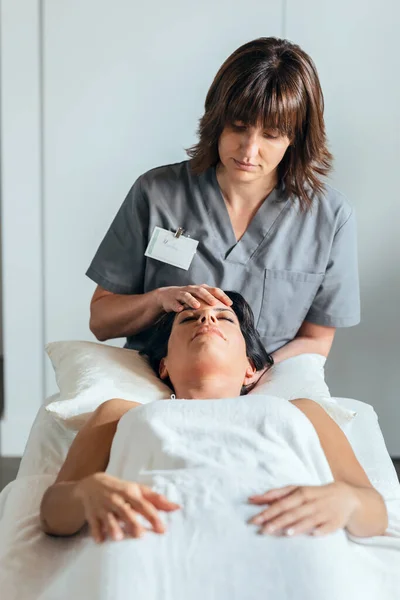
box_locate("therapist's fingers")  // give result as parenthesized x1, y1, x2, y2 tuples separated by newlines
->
(192, 285, 231, 306)
(184, 285, 223, 306)
(171, 300, 185, 312)
(179, 290, 202, 308)
(192, 287, 218, 305)
(200, 285, 233, 306)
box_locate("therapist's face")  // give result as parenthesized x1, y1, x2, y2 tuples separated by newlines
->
(217, 121, 291, 184)
(159, 299, 256, 396)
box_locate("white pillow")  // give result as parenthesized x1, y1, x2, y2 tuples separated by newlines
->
(45, 342, 355, 430)
(45, 340, 171, 429)
(251, 353, 330, 399)
(17, 394, 77, 479)
(249, 354, 356, 427)
(337, 397, 400, 498)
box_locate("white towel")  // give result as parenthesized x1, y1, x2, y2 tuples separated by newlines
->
(1, 395, 399, 600)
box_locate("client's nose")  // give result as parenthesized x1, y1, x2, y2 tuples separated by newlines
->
(199, 311, 218, 324)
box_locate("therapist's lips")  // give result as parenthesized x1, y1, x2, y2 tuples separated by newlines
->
(233, 159, 258, 171)
(192, 326, 226, 341)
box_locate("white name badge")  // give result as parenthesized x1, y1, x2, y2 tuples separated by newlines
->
(144, 226, 199, 270)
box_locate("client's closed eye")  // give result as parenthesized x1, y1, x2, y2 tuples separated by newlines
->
(180, 315, 235, 324)
(180, 316, 197, 323)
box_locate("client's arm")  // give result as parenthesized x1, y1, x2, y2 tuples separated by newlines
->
(249, 399, 388, 538)
(292, 398, 388, 537)
(40, 399, 137, 537)
(41, 398, 180, 542)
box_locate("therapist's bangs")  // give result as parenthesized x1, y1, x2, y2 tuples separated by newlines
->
(187, 37, 333, 210)
(223, 75, 305, 140)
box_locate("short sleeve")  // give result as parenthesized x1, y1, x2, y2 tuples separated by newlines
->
(86, 177, 149, 294)
(305, 208, 360, 327)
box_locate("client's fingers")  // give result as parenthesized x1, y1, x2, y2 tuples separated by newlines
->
(87, 516, 103, 544)
(280, 514, 324, 537)
(114, 502, 145, 538)
(311, 521, 337, 536)
(128, 496, 166, 534)
(105, 512, 124, 541)
(249, 486, 297, 504)
(143, 489, 181, 511)
(126, 516, 146, 539)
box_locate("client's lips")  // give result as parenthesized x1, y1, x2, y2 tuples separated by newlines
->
(192, 326, 225, 341)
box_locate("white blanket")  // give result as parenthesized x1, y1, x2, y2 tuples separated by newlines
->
(0, 395, 399, 600)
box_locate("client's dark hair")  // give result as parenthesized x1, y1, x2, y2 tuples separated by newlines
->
(139, 291, 274, 395)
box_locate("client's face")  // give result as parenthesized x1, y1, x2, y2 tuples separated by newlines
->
(159, 299, 256, 397)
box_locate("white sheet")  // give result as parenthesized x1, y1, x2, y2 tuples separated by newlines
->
(1, 395, 399, 600)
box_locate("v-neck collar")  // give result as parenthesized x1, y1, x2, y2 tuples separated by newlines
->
(202, 165, 289, 264)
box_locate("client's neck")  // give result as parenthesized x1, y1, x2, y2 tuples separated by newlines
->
(172, 377, 242, 400)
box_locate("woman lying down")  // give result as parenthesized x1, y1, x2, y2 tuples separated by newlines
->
(40, 292, 393, 599)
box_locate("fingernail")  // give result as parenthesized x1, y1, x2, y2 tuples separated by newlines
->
(265, 524, 276, 533)
(285, 528, 295, 536)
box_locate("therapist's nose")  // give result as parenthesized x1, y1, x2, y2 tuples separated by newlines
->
(240, 130, 260, 159)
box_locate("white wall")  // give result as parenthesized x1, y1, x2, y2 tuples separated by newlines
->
(0, 200, 3, 357)
(1, 0, 399, 455)
(0, 0, 43, 455)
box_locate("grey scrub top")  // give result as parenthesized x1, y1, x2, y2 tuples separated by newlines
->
(86, 160, 360, 353)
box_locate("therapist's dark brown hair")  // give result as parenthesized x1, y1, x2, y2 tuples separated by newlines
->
(187, 37, 333, 210)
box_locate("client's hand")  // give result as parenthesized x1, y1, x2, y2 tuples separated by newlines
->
(247, 482, 358, 537)
(75, 473, 181, 543)
(156, 284, 232, 312)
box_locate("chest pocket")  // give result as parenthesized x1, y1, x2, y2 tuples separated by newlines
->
(256, 269, 324, 337)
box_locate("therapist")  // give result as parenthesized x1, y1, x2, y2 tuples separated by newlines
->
(86, 37, 360, 364)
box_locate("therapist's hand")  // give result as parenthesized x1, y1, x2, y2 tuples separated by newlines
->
(156, 284, 233, 313)
(247, 482, 359, 537)
(75, 473, 181, 543)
